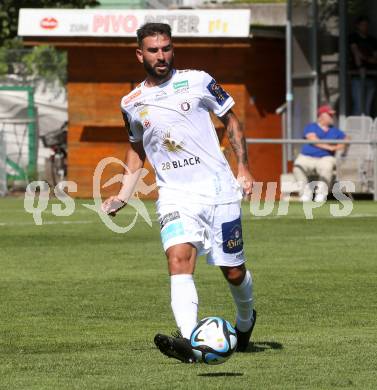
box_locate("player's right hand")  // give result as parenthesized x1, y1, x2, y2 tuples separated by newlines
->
(101, 196, 126, 217)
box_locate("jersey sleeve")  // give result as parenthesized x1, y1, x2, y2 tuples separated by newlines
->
(201, 71, 235, 117)
(121, 108, 143, 143)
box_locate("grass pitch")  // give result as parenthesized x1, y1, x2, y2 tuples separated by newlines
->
(0, 198, 376, 389)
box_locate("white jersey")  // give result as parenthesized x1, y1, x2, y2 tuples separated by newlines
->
(120, 69, 242, 205)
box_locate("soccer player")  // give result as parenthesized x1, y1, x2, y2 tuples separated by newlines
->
(102, 23, 256, 363)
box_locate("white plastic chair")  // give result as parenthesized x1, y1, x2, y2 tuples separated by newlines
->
(336, 116, 373, 193)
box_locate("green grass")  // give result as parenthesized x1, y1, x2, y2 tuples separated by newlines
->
(0, 198, 376, 389)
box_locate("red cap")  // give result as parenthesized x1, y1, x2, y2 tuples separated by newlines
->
(317, 105, 336, 117)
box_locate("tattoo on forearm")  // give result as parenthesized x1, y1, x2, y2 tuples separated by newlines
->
(226, 114, 248, 165)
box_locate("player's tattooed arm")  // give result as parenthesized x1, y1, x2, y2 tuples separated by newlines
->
(220, 109, 254, 197)
(220, 109, 248, 167)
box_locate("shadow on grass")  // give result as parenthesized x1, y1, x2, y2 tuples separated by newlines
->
(245, 341, 283, 353)
(198, 372, 244, 377)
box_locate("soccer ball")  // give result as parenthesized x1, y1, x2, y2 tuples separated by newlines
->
(190, 317, 237, 365)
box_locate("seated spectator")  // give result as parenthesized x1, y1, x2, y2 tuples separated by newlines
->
(293, 105, 349, 202)
(349, 15, 377, 116)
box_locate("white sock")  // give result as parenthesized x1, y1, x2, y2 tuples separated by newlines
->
(170, 274, 198, 339)
(228, 270, 254, 332)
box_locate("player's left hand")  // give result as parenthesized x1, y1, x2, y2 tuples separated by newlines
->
(237, 167, 255, 200)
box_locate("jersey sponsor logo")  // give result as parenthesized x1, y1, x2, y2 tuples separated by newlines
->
(138, 108, 149, 119)
(174, 79, 189, 94)
(173, 80, 189, 94)
(222, 217, 243, 254)
(160, 211, 180, 229)
(162, 131, 186, 153)
(161, 157, 201, 171)
(134, 101, 144, 107)
(155, 90, 168, 101)
(175, 88, 189, 95)
(207, 79, 229, 106)
(173, 80, 189, 90)
(143, 119, 151, 129)
(122, 89, 142, 105)
(161, 221, 184, 245)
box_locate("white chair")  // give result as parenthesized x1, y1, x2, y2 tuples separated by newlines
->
(0, 129, 7, 196)
(336, 116, 373, 193)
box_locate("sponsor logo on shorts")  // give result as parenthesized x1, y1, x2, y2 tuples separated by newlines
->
(161, 221, 184, 245)
(160, 211, 180, 229)
(222, 217, 243, 254)
(236, 251, 245, 260)
(206, 79, 229, 106)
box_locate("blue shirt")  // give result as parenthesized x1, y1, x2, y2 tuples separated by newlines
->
(301, 122, 346, 158)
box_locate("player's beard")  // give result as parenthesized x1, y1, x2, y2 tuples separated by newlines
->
(143, 56, 174, 81)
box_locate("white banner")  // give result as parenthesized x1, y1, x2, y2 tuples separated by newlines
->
(18, 9, 250, 38)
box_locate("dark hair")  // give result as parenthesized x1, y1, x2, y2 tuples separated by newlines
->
(136, 23, 172, 47)
(355, 15, 369, 25)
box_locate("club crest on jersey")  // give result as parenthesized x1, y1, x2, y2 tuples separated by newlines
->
(179, 101, 192, 113)
(207, 79, 229, 106)
(222, 217, 243, 254)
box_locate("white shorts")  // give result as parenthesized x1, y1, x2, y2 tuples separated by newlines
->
(156, 200, 246, 267)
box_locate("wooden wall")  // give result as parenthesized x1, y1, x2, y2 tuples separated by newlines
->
(66, 38, 285, 198)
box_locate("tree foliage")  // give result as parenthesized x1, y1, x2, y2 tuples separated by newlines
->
(0, 0, 99, 45)
(0, 40, 67, 86)
(0, 1, 98, 86)
(24, 45, 67, 85)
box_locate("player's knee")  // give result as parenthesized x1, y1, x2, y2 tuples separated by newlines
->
(167, 246, 195, 274)
(221, 265, 246, 286)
